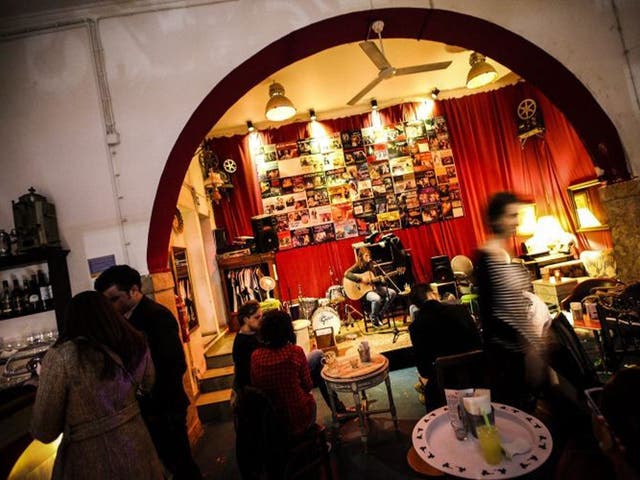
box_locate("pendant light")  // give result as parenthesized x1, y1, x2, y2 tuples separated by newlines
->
(466, 52, 498, 89)
(265, 81, 296, 121)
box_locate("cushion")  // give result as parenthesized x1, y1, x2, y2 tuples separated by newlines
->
(580, 249, 617, 278)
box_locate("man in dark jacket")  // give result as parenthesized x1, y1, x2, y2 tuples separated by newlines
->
(409, 283, 482, 411)
(95, 265, 202, 480)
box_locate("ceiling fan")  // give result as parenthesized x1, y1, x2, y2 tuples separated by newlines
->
(347, 20, 452, 106)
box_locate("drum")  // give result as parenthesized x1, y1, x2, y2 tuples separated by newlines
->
(311, 306, 341, 336)
(299, 297, 318, 320)
(326, 285, 346, 305)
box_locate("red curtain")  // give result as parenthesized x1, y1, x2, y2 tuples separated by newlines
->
(210, 82, 611, 301)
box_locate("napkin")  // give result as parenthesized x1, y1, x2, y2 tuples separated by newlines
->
(501, 438, 531, 459)
(462, 389, 491, 415)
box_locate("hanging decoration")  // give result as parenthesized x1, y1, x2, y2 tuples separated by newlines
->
(516, 98, 545, 147)
(198, 138, 235, 203)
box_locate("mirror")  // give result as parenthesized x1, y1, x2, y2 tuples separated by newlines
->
(568, 179, 608, 232)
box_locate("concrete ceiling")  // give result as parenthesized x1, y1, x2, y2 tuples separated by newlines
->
(211, 38, 519, 137)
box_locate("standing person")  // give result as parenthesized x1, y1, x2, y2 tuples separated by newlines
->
(31, 291, 163, 479)
(231, 300, 263, 396)
(95, 265, 202, 480)
(475, 192, 545, 412)
(344, 247, 397, 327)
(250, 309, 316, 437)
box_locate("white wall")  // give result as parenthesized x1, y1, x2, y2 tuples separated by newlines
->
(0, 0, 638, 298)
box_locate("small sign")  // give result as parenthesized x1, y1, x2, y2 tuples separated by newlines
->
(88, 254, 116, 278)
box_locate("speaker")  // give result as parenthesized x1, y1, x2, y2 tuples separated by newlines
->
(251, 214, 279, 253)
(431, 255, 454, 283)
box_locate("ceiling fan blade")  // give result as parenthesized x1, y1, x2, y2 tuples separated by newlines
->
(347, 75, 385, 106)
(359, 41, 391, 71)
(394, 61, 453, 76)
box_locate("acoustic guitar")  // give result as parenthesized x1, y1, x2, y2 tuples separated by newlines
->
(342, 268, 405, 300)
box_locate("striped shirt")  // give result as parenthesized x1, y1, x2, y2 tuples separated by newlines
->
(476, 248, 539, 352)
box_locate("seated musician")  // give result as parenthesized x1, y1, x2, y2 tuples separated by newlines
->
(344, 247, 397, 327)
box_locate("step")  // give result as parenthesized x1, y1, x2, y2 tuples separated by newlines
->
(196, 388, 233, 424)
(205, 352, 233, 369)
(204, 331, 235, 369)
(199, 365, 235, 392)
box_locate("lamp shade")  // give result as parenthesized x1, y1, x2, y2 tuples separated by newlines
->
(265, 82, 296, 121)
(466, 52, 498, 89)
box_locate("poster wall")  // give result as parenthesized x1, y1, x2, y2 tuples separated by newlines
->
(251, 116, 464, 250)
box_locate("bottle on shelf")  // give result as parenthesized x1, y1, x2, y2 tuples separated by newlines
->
(1, 280, 13, 318)
(11, 278, 24, 315)
(38, 270, 53, 310)
(22, 278, 32, 315)
(28, 274, 42, 314)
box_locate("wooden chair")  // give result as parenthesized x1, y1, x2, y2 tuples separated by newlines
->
(314, 326, 338, 355)
(235, 386, 333, 479)
(434, 350, 489, 405)
(559, 277, 624, 311)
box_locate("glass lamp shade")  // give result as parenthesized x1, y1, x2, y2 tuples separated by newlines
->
(265, 82, 296, 121)
(466, 52, 498, 89)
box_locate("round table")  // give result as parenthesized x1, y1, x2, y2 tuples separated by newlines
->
(412, 403, 553, 478)
(321, 353, 398, 452)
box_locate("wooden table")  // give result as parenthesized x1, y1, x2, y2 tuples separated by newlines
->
(321, 353, 398, 453)
(571, 313, 607, 368)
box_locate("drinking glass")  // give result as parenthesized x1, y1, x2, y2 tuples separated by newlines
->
(476, 425, 502, 465)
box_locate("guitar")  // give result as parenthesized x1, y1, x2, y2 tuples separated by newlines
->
(342, 267, 406, 300)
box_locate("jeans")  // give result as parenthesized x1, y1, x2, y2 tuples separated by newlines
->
(307, 349, 344, 411)
(365, 286, 397, 319)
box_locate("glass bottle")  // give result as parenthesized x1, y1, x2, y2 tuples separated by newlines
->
(1, 280, 13, 318)
(38, 270, 52, 310)
(28, 274, 42, 313)
(11, 278, 24, 315)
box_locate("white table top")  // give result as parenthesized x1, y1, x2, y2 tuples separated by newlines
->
(412, 403, 552, 479)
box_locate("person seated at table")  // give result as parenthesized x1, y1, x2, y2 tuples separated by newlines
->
(344, 247, 397, 327)
(408, 283, 482, 411)
(232, 300, 347, 413)
(250, 309, 317, 436)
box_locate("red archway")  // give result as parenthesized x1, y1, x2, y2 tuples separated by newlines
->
(147, 7, 629, 273)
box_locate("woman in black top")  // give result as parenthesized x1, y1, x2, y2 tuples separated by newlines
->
(231, 300, 263, 394)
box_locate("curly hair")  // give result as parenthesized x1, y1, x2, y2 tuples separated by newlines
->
(260, 309, 295, 349)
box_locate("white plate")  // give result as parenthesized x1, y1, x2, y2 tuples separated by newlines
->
(412, 403, 552, 479)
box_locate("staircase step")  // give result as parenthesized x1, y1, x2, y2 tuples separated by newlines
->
(205, 352, 233, 369)
(200, 365, 235, 392)
(205, 331, 235, 369)
(196, 389, 233, 424)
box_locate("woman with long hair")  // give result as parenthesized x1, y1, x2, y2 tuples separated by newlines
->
(31, 291, 163, 479)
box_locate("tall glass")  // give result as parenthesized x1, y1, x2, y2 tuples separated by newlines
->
(476, 425, 502, 465)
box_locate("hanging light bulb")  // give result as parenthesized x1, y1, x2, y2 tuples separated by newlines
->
(246, 120, 255, 133)
(265, 81, 296, 121)
(309, 109, 317, 121)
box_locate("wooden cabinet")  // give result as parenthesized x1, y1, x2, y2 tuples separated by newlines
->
(216, 252, 279, 331)
(0, 247, 71, 331)
(532, 277, 578, 310)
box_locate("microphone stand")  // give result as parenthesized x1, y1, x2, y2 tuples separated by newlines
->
(370, 261, 406, 343)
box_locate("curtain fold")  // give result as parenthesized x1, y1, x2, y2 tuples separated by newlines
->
(209, 82, 611, 301)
